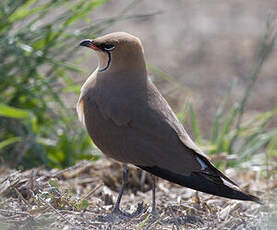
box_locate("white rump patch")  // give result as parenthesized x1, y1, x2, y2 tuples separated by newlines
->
(222, 177, 240, 190)
(196, 157, 208, 170)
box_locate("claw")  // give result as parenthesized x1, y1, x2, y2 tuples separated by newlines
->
(97, 202, 145, 222)
(151, 208, 159, 217)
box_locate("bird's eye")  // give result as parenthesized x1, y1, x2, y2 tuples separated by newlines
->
(103, 43, 115, 51)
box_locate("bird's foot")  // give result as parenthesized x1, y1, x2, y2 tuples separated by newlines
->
(97, 202, 145, 222)
(151, 208, 159, 217)
(148, 208, 160, 222)
(112, 202, 144, 219)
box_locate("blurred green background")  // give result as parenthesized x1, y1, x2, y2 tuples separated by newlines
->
(0, 0, 276, 172)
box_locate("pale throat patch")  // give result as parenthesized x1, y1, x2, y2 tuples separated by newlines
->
(77, 99, 85, 126)
(98, 51, 111, 72)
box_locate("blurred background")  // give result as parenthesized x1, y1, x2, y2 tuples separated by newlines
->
(0, 0, 276, 172)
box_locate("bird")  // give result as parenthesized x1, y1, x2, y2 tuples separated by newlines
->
(77, 32, 261, 220)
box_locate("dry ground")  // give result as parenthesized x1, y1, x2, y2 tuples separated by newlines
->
(0, 159, 276, 230)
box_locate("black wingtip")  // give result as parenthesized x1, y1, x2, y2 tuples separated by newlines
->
(139, 165, 262, 204)
(248, 194, 263, 205)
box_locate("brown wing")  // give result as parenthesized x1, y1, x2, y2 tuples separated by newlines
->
(83, 76, 237, 186)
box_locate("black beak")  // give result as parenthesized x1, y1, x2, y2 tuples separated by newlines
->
(79, 39, 94, 48)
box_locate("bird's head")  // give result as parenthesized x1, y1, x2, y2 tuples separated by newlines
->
(79, 32, 146, 74)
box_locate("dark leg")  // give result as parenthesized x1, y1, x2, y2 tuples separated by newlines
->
(151, 175, 159, 216)
(112, 164, 128, 214)
(98, 164, 144, 222)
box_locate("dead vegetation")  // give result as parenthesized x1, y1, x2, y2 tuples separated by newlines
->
(0, 159, 276, 230)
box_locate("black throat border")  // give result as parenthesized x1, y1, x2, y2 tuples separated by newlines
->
(98, 51, 111, 72)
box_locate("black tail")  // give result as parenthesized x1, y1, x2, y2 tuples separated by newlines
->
(139, 165, 262, 204)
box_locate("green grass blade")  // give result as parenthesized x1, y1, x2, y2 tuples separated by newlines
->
(177, 103, 188, 124)
(189, 104, 201, 144)
(0, 103, 33, 119)
(211, 79, 237, 142)
(0, 137, 21, 149)
(215, 104, 239, 154)
(146, 63, 191, 92)
(229, 15, 277, 153)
